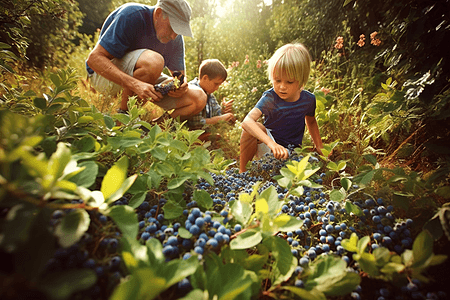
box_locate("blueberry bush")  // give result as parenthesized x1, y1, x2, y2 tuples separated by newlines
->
(1, 68, 449, 300)
(2, 0, 450, 299)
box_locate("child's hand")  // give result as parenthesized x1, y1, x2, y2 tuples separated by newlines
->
(268, 142, 289, 159)
(221, 113, 236, 124)
(222, 98, 234, 114)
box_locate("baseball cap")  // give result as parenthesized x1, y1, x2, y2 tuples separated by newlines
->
(158, 0, 193, 38)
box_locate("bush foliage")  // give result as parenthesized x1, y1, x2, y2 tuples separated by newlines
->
(1, 0, 450, 299)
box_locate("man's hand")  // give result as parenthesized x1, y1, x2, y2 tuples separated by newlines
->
(134, 82, 163, 104)
(167, 79, 188, 98)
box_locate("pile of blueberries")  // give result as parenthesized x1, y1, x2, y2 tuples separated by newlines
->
(42, 150, 448, 300)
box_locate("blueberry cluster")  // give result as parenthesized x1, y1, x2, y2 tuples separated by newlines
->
(137, 200, 234, 263)
(41, 149, 447, 300)
(46, 199, 127, 298)
(154, 72, 184, 95)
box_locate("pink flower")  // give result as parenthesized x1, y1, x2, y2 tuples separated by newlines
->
(320, 87, 330, 95)
(334, 36, 344, 49)
(358, 87, 363, 92)
(251, 87, 258, 93)
(357, 34, 365, 47)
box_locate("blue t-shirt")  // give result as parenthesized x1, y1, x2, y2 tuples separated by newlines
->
(86, 3, 185, 74)
(255, 88, 316, 147)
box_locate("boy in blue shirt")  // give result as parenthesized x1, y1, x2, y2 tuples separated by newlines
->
(86, 0, 206, 122)
(239, 43, 324, 172)
(186, 59, 235, 140)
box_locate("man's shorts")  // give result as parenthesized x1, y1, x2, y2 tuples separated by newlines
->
(88, 49, 178, 111)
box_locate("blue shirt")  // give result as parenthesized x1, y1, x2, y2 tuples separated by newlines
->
(86, 3, 185, 74)
(255, 88, 316, 147)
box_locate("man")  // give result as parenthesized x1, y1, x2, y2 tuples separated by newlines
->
(86, 0, 205, 122)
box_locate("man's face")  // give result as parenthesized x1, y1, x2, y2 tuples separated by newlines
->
(155, 10, 178, 44)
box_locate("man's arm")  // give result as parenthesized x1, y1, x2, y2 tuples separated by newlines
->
(87, 44, 162, 101)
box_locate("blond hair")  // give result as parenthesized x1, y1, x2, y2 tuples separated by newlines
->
(267, 43, 311, 88)
(199, 59, 228, 81)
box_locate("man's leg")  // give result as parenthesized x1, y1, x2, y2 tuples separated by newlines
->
(172, 85, 206, 120)
(121, 50, 164, 110)
(239, 122, 267, 173)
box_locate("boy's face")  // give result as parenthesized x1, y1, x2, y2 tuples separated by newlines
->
(200, 75, 224, 94)
(272, 71, 302, 102)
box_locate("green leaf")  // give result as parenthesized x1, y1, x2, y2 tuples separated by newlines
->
(108, 205, 139, 240)
(146, 170, 162, 190)
(340, 177, 352, 191)
(380, 262, 405, 274)
(178, 227, 192, 239)
(218, 265, 254, 300)
(40, 269, 97, 300)
(49, 143, 72, 179)
(282, 286, 327, 300)
(263, 236, 293, 275)
(273, 214, 304, 232)
(150, 146, 168, 161)
(411, 230, 433, 268)
(104, 115, 115, 129)
(193, 189, 213, 210)
(341, 233, 359, 253)
(128, 192, 146, 209)
(343, 0, 354, 7)
(126, 269, 167, 300)
(69, 161, 98, 188)
(304, 255, 360, 296)
(163, 256, 199, 287)
(101, 156, 128, 200)
(107, 174, 138, 204)
(364, 154, 378, 166)
(74, 135, 96, 152)
(230, 229, 262, 250)
(345, 201, 363, 216)
(178, 289, 207, 300)
(230, 198, 253, 225)
(54, 209, 90, 248)
(330, 188, 346, 202)
(163, 200, 184, 219)
(359, 169, 375, 186)
(109, 274, 141, 300)
(260, 185, 283, 217)
(167, 174, 191, 190)
(34, 97, 47, 109)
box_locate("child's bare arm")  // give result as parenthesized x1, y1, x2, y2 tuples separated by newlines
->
(305, 115, 324, 155)
(242, 108, 289, 159)
(205, 113, 235, 125)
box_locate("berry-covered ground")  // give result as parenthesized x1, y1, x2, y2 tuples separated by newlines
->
(44, 150, 449, 300)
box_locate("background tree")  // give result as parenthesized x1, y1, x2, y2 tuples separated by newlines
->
(76, 0, 112, 36)
(0, 0, 82, 69)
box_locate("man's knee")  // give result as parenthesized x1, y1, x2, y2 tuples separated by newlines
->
(189, 86, 207, 114)
(135, 50, 164, 82)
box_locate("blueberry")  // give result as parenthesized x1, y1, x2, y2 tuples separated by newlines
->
(189, 225, 201, 235)
(207, 238, 219, 248)
(294, 279, 304, 288)
(194, 246, 204, 255)
(178, 278, 191, 290)
(299, 256, 309, 266)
